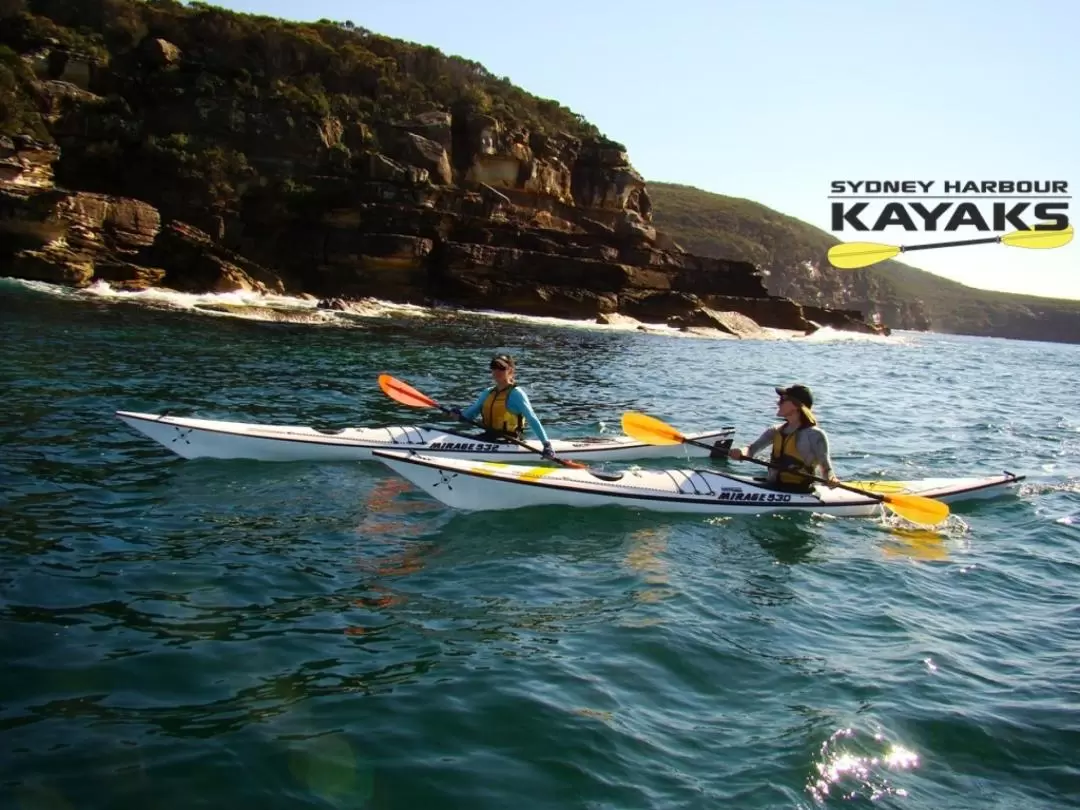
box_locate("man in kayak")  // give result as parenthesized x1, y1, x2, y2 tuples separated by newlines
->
(728, 383, 839, 491)
(451, 354, 558, 461)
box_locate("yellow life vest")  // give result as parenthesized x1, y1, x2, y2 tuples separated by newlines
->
(770, 425, 813, 488)
(481, 384, 524, 437)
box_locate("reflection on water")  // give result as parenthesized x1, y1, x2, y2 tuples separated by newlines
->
(287, 731, 375, 806)
(746, 517, 822, 567)
(14, 782, 76, 810)
(880, 528, 951, 561)
(354, 477, 445, 575)
(877, 515, 970, 561)
(348, 477, 448, 636)
(622, 526, 672, 609)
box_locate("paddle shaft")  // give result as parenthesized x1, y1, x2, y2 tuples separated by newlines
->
(378, 375, 584, 467)
(681, 430, 887, 503)
(667, 433, 850, 490)
(738, 454, 950, 524)
(735, 455, 894, 503)
(902, 234, 1000, 253)
(674, 435, 721, 452)
(432, 403, 529, 449)
(621, 410, 948, 525)
(432, 401, 584, 469)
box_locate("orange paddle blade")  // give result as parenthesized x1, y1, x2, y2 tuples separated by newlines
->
(378, 374, 438, 409)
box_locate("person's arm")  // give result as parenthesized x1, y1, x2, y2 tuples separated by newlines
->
(731, 427, 776, 459)
(807, 428, 837, 482)
(459, 388, 491, 422)
(506, 387, 550, 445)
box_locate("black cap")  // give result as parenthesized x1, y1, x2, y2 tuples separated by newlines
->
(491, 353, 515, 370)
(775, 384, 813, 408)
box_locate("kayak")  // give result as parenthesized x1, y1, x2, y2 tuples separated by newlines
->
(371, 449, 1026, 516)
(114, 410, 735, 462)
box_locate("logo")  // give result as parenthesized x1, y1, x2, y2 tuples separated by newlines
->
(826, 180, 1073, 269)
(717, 490, 793, 503)
(428, 441, 502, 452)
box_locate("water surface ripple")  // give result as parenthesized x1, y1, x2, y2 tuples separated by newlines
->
(2, 283, 1078, 809)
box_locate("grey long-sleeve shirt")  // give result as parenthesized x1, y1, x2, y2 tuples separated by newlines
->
(745, 424, 835, 482)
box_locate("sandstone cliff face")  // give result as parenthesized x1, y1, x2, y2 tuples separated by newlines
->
(0, 24, 878, 337)
(1, 134, 283, 294)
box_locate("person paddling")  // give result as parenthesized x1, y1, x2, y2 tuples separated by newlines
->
(728, 383, 839, 491)
(452, 354, 558, 461)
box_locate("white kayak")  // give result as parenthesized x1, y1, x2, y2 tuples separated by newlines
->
(372, 449, 1025, 516)
(114, 410, 735, 463)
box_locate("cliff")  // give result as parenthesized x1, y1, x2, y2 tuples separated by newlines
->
(0, 0, 880, 337)
(648, 183, 1080, 344)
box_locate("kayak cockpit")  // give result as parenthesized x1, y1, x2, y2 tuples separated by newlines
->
(585, 469, 625, 482)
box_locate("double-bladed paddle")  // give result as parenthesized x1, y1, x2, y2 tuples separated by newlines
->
(377, 374, 588, 469)
(620, 410, 950, 526)
(827, 225, 1074, 270)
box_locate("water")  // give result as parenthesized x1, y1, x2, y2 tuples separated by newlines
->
(2, 278, 1078, 809)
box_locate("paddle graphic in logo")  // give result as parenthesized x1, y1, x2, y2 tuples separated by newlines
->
(825, 179, 1073, 269)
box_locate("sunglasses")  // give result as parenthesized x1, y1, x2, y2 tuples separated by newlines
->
(490, 364, 509, 371)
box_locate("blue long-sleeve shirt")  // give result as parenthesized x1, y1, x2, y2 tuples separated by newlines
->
(461, 385, 551, 445)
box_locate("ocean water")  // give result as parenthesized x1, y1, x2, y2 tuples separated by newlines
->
(2, 278, 1078, 810)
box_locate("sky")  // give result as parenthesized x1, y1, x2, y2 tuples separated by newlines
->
(210, 0, 1079, 300)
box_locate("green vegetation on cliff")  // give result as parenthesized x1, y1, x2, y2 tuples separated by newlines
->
(1, 0, 599, 139)
(0, 45, 47, 139)
(648, 182, 1080, 342)
(0, 0, 602, 220)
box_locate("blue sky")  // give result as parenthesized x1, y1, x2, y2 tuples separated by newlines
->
(210, 0, 1079, 300)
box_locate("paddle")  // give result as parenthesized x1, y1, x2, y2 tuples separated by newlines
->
(827, 225, 1074, 269)
(377, 374, 588, 469)
(620, 411, 950, 526)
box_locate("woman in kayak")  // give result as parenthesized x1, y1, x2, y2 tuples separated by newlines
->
(452, 354, 557, 460)
(728, 383, 839, 491)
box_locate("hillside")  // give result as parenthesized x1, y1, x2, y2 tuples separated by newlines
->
(1, 1, 1076, 343)
(4, 0, 878, 338)
(0, 0, 603, 223)
(647, 182, 1080, 343)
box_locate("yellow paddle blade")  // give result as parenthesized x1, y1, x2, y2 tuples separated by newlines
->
(879, 492, 950, 526)
(621, 411, 685, 445)
(827, 241, 902, 269)
(1001, 225, 1074, 249)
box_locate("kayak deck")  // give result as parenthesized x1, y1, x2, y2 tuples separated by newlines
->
(372, 449, 1026, 516)
(114, 410, 735, 462)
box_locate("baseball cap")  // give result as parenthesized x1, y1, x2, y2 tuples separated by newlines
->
(775, 384, 813, 408)
(775, 384, 817, 426)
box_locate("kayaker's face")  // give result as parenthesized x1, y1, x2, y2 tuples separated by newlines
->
(490, 363, 511, 386)
(776, 395, 797, 418)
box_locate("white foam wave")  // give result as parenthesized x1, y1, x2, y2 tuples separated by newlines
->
(800, 325, 896, 343)
(1, 276, 909, 344)
(3, 277, 433, 322)
(80, 278, 301, 310)
(433, 304, 750, 339)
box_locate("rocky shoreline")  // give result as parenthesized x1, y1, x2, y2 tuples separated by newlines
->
(0, 132, 881, 340)
(0, 37, 883, 339)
